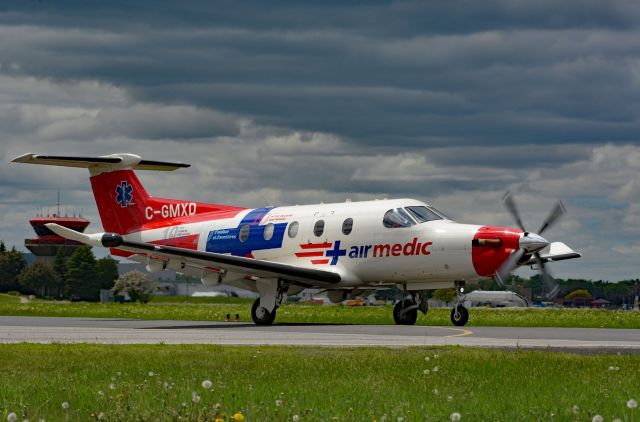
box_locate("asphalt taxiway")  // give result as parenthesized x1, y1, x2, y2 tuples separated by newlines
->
(0, 316, 638, 353)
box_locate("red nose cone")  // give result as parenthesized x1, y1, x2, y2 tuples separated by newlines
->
(472, 226, 523, 277)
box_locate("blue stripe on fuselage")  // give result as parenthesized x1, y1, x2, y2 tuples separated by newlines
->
(205, 207, 287, 256)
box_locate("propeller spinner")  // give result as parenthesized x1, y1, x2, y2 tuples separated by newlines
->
(495, 192, 566, 299)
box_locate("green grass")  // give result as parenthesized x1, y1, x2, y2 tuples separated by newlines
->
(0, 294, 20, 303)
(0, 344, 638, 421)
(0, 301, 639, 328)
(149, 295, 254, 305)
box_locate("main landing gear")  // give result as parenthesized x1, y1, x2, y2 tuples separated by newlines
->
(450, 281, 469, 327)
(251, 278, 289, 326)
(251, 298, 277, 325)
(393, 291, 428, 325)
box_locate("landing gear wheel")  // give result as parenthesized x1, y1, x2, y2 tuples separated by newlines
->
(450, 305, 469, 326)
(393, 300, 418, 325)
(251, 298, 277, 325)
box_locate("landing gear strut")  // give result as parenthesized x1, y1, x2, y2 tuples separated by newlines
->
(251, 278, 289, 326)
(450, 281, 469, 326)
(251, 298, 277, 325)
(393, 291, 428, 326)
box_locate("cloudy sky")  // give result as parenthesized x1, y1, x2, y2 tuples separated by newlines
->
(0, 1, 638, 281)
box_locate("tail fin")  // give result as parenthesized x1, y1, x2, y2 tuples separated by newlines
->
(13, 153, 244, 234)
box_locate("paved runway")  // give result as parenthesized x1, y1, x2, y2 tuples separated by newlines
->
(1, 316, 638, 353)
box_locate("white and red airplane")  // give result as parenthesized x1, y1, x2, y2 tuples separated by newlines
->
(13, 153, 581, 326)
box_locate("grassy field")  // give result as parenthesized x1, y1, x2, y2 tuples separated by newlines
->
(0, 344, 638, 421)
(0, 300, 639, 328)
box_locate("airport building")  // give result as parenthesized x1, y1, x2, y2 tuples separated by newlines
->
(25, 213, 91, 265)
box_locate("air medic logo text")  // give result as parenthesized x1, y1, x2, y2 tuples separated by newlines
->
(296, 237, 432, 265)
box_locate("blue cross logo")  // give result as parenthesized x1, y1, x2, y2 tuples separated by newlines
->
(115, 181, 133, 208)
(325, 240, 346, 265)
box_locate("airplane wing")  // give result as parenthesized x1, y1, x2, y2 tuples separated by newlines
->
(524, 241, 582, 264)
(45, 223, 341, 287)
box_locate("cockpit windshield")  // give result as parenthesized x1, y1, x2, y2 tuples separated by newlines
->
(405, 206, 450, 222)
(383, 208, 416, 228)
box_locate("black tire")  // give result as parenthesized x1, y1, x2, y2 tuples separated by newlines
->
(251, 298, 277, 325)
(450, 305, 469, 326)
(393, 299, 418, 325)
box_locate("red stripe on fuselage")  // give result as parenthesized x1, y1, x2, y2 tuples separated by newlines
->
(150, 234, 200, 250)
(295, 251, 325, 257)
(301, 242, 332, 249)
(311, 259, 330, 265)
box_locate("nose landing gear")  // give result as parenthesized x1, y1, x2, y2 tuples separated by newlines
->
(450, 281, 469, 326)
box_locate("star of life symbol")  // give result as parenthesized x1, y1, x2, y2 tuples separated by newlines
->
(115, 181, 133, 208)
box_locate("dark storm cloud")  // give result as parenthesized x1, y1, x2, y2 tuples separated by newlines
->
(2, 1, 640, 150)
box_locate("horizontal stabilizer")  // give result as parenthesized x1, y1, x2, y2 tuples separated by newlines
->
(12, 153, 190, 171)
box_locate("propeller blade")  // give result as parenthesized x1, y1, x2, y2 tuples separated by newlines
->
(534, 252, 560, 300)
(502, 192, 527, 232)
(495, 248, 526, 287)
(537, 200, 565, 236)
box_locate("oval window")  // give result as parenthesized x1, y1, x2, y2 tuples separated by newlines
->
(313, 220, 325, 237)
(238, 224, 250, 242)
(263, 223, 274, 241)
(342, 218, 353, 235)
(288, 221, 299, 238)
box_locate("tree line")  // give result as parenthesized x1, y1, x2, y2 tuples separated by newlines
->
(0, 241, 118, 301)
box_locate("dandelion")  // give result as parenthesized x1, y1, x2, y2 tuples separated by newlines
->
(109, 383, 116, 390)
(433, 354, 439, 359)
(423, 369, 430, 375)
(61, 402, 70, 410)
(572, 405, 580, 415)
(202, 379, 213, 389)
(628, 399, 638, 409)
(433, 366, 439, 372)
(276, 399, 283, 407)
(397, 417, 404, 422)
(181, 402, 187, 408)
(215, 419, 224, 422)
(380, 415, 387, 422)
(231, 412, 245, 422)
(214, 403, 222, 411)
(97, 412, 106, 420)
(447, 395, 453, 402)
(192, 392, 201, 403)
(592, 415, 603, 422)
(424, 356, 430, 362)
(613, 418, 622, 422)
(433, 389, 439, 395)
(98, 390, 104, 397)
(450, 412, 461, 421)
(148, 371, 155, 377)
(7, 413, 17, 422)
(292, 415, 300, 422)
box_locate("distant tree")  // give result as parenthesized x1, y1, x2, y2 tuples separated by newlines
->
(433, 288, 456, 303)
(565, 289, 592, 300)
(52, 248, 67, 296)
(0, 247, 27, 292)
(18, 263, 59, 297)
(65, 245, 100, 300)
(0, 240, 6, 254)
(96, 256, 119, 290)
(112, 271, 157, 303)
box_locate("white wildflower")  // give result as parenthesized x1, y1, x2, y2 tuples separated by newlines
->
(380, 415, 387, 422)
(592, 415, 603, 422)
(23, 419, 30, 422)
(275, 399, 283, 407)
(192, 392, 201, 403)
(613, 418, 622, 422)
(148, 371, 155, 377)
(433, 388, 439, 395)
(433, 366, 439, 372)
(214, 403, 221, 411)
(98, 390, 104, 397)
(628, 399, 638, 409)
(202, 379, 213, 389)
(433, 354, 439, 359)
(109, 383, 116, 390)
(572, 405, 580, 414)
(61, 402, 70, 410)
(451, 412, 461, 421)
(97, 413, 105, 421)
(181, 402, 187, 408)
(397, 417, 404, 422)
(423, 369, 430, 375)
(447, 395, 453, 402)
(7, 413, 17, 422)
(292, 416, 300, 422)
(424, 356, 430, 362)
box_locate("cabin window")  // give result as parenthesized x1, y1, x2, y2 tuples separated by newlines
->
(263, 223, 274, 241)
(382, 208, 416, 228)
(314, 220, 325, 237)
(342, 218, 353, 235)
(288, 221, 299, 238)
(238, 224, 250, 242)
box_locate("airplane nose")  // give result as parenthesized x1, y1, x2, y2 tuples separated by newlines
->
(519, 232, 549, 253)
